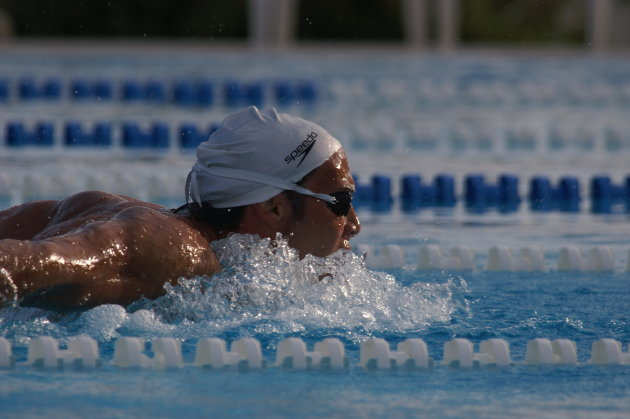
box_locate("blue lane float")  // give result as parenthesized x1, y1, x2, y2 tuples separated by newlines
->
(173, 80, 215, 107)
(0, 155, 624, 215)
(401, 174, 456, 211)
(274, 81, 295, 105)
(590, 175, 630, 213)
(42, 79, 62, 99)
(68, 79, 114, 101)
(371, 175, 393, 211)
(464, 174, 521, 212)
(122, 122, 169, 149)
(121, 80, 165, 102)
(245, 82, 265, 108)
(296, 80, 317, 106)
(19, 78, 62, 100)
(0, 141, 627, 215)
(93, 80, 113, 100)
(65, 122, 112, 147)
(0, 78, 319, 108)
(0, 123, 628, 215)
(223, 80, 266, 108)
(353, 174, 394, 212)
(529, 175, 582, 211)
(70, 79, 92, 100)
(6, 122, 55, 147)
(0, 79, 9, 101)
(2, 75, 629, 110)
(273, 80, 318, 106)
(179, 123, 219, 150)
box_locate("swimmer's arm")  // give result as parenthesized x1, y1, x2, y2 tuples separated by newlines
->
(0, 225, 138, 310)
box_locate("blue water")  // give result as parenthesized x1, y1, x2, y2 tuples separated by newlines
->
(1, 233, 629, 418)
(1, 48, 630, 418)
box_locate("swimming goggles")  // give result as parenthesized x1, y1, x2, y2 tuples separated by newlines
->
(325, 191, 354, 217)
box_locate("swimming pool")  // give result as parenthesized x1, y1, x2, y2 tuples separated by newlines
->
(1, 47, 629, 418)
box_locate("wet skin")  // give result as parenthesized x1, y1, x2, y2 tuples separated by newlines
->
(281, 150, 361, 258)
(0, 191, 221, 310)
(0, 151, 361, 311)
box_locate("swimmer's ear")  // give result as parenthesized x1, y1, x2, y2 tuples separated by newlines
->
(248, 194, 293, 231)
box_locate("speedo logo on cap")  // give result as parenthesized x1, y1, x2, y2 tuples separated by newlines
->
(284, 131, 318, 167)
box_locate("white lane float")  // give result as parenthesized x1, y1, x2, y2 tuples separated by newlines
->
(486, 246, 547, 272)
(195, 337, 239, 369)
(417, 245, 475, 271)
(443, 338, 512, 368)
(584, 247, 615, 272)
(113, 337, 184, 369)
(28, 335, 100, 370)
(446, 246, 476, 271)
(417, 244, 446, 270)
(557, 246, 584, 271)
(558, 246, 615, 272)
(112, 337, 151, 369)
(195, 337, 263, 371)
(516, 246, 546, 272)
(152, 337, 184, 369)
(362, 244, 405, 269)
(589, 339, 630, 366)
(67, 335, 101, 369)
(360, 337, 433, 370)
(2, 335, 628, 371)
(275, 337, 347, 370)
(0, 336, 15, 369)
(414, 245, 624, 273)
(525, 338, 578, 365)
(486, 246, 516, 271)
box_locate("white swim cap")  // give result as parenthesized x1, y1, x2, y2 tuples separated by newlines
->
(186, 106, 342, 208)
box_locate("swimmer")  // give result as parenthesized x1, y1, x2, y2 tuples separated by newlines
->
(0, 107, 361, 311)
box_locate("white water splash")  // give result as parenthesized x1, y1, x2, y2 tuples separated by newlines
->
(124, 234, 464, 339)
(1, 234, 466, 342)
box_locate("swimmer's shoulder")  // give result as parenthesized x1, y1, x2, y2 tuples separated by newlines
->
(0, 198, 60, 240)
(52, 191, 163, 220)
(1, 191, 165, 240)
(55, 193, 222, 285)
(55, 192, 209, 246)
(113, 204, 222, 287)
(114, 203, 217, 249)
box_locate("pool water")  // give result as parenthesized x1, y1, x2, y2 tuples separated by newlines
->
(1, 47, 629, 418)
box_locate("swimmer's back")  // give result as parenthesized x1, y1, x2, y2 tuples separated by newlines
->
(0, 191, 162, 240)
(0, 191, 221, 309)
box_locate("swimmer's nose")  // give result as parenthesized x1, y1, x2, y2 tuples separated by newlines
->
(344, 206, 361, 238)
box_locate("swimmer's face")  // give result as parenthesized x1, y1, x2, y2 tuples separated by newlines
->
(284, 149, 361, 258)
